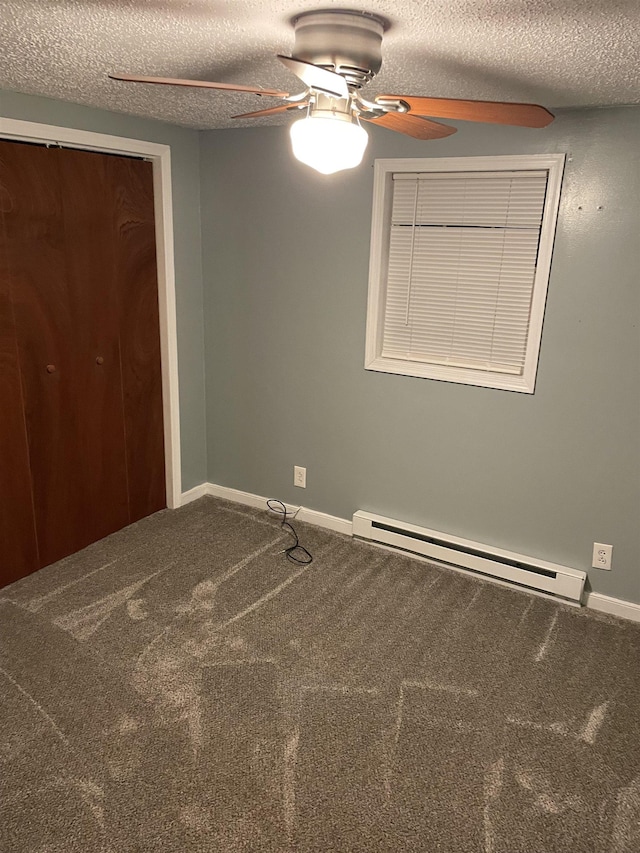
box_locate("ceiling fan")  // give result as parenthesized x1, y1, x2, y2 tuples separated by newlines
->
(109, 8, 554, 175)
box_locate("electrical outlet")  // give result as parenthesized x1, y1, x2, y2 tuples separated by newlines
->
(592, 543, 613, 570)
(294, 465, 306, 488)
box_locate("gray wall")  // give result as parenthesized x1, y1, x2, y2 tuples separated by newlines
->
(0, 89, 208, 491)
(200, 107, 640, 604)
(2, 88, 637, 604)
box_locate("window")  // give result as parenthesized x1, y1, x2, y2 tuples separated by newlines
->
(364, 154, 565, 393)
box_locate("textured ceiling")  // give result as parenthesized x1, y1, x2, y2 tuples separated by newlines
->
(2, 0, 639, 130)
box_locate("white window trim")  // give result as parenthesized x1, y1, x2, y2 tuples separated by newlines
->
(365, 154, 566, 393)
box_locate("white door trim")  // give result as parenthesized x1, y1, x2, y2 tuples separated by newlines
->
(0, 117, 182, 507)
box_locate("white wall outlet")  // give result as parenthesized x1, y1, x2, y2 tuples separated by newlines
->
(592, 543, 613, 570)
(294, 465, 306, 488)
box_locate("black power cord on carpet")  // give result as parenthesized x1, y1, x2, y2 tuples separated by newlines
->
(267, 499, 313, 566)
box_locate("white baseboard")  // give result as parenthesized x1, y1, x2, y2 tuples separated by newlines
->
(180, 483, 211, 505)
(179, 483, 640, 623)
(585, 592, 640, 624)
(181, 482, 352, 537)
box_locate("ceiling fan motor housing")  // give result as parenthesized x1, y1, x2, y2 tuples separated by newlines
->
(292, 9, 387, 88)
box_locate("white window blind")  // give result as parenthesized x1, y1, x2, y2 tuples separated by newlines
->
(381, 170, 549, 375)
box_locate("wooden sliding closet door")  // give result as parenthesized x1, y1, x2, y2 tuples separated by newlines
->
(0, 140, 165, 580)
(0, 199, 39, 582)
(105, 154, 166, 524)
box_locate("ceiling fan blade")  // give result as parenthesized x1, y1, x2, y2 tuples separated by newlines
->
(378, 95, 554, 128)
(364, 112, 457, 140)
(109, 73, 290, 98)
(232, 102, 309, 119)
(277, 55, 349, 99)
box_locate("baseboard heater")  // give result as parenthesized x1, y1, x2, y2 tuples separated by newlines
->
(352, 511, 586, 604)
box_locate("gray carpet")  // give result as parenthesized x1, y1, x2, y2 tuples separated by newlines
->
(1, 496, 639, 852)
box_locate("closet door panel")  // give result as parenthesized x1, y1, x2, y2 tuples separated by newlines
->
(107, 155, 166, 522)
(56, 148, 130, 547)
(0, 140, 165, 579)
(0, 146, 39, 581)
(0, 290, 38, 583)
(6, 144, 129, 567)
(0, 142, 85, 569)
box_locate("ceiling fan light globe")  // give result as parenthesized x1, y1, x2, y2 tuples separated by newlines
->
(289, 115, 368, 175)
